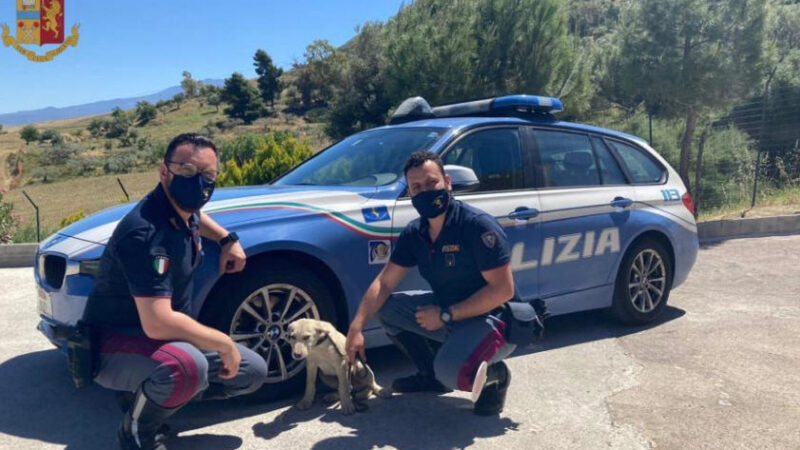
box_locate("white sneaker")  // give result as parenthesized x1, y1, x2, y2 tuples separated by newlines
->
(471, 361, 488, 403)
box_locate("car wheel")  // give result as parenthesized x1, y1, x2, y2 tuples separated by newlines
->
(611, 238, 672, 324)
(200, 260, 338, 401)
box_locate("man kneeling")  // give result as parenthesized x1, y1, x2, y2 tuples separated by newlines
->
(346, 151, 516, 415)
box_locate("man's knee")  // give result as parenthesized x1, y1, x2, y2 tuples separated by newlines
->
(232, 345, 269, 396)
(147, 343, 209, 408)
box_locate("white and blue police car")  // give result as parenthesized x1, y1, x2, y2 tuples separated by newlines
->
(34, 94, 698, 397)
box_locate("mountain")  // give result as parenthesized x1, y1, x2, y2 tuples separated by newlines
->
(0, 79, 225, 127)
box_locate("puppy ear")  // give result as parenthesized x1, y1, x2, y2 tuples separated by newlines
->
(314, 327, 329, 343)
(319, 321, 348, 356)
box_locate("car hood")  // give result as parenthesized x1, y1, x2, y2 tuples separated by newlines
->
(39, 185, 383, 254)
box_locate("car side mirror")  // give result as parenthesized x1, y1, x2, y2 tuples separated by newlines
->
(444, 165, 480, 193)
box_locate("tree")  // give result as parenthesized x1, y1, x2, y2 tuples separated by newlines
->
(181, 71, 198, 98)
(172, 93, 185, 110)
(617, 0, 766, 190)
(20, 125, 40, 145)
(87, 118, 106, 138)
(254, 49, 284, 107)
(326, 23, 393, 138)
(105, 107, 132, 139)
(220, 72, 266, 124)
(135, 101, 158, 126)
(291, 40, 345, 109)
(39, 129, 63, 146)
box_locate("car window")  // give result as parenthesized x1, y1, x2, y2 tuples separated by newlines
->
(530, 129, 600, 187)
(607, 140, 665, 183)
(274, 128, 446, 186)
(591, 137, 627, 185)
(441, 128, 524, 192)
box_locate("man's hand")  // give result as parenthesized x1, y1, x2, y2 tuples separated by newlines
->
(218, 340, 242, 379)
(415, 305, 444, 331)
(345, 327, 366, 364)
(219, 241, 246, 274)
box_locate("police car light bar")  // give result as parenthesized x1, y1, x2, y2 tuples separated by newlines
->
(389, 94, 564, 124)
(431, 95, 564, 117)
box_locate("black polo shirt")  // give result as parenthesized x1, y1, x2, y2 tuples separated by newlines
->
(84, 183, 202, 331)
(390, 198, 512, 307)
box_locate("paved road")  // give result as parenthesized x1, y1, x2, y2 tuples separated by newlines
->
(1, 235, 798, 449)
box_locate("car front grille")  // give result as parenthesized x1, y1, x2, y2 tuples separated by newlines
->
(42, 254, 67, 289)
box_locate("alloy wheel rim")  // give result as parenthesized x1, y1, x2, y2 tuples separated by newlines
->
(627, 249, 666, 314)
(229, 283, 320, 383)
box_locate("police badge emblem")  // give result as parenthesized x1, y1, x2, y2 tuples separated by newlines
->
(2, 0, 80, 62)
(481, 231, 497, 249)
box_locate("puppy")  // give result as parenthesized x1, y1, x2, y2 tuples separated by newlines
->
(287, 318, 390, 414)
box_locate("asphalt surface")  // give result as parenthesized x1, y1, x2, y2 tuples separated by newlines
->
(0, 235, 798, 450)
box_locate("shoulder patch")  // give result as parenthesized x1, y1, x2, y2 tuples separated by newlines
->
(153, 256, 170, 276)
(481, 231, 497, 249)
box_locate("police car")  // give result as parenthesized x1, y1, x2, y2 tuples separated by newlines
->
(34, 94, 698, 397)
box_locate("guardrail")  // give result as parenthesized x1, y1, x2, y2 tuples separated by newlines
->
(1, 214, 798, 268)
(0, 244, 38, 268)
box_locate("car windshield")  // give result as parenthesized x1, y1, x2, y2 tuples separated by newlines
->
(274, 127, 447, 187)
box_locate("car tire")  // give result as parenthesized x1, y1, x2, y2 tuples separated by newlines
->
(611, 238, 672, 325)
(200, 260, 338, 401)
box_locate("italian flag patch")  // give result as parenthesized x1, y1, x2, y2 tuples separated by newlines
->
(153, 256, 170, 275)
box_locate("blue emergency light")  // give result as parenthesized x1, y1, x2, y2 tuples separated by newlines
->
(389, 94, 564, 124)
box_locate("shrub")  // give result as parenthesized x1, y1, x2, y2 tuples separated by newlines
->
(60, 209, 87, 228)
(217, 133, 312, 186)
(0, 188, 21, 243)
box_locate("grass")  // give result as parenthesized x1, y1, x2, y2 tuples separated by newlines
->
(697, 185, 800, 221)
(5, 171, 158, 238)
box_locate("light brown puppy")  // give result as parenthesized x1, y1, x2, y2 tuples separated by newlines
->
(287, 318, 390, 414)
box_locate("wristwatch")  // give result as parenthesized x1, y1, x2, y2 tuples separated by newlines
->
(440, 307, 453, 325)
(219, 232, 239, 247)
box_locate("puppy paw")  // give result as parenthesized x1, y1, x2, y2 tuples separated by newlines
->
(375, 387, 393, 398)
(322, 392, 339, 404)
(340, 400, 356, 415)
(296, 398, 313, 410)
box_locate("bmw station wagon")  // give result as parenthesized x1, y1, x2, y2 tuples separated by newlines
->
(34, 95, 698, 397)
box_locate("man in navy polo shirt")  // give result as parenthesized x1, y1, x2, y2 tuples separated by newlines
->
(346, 150, 516, 416)
(85, 134, 268, 450)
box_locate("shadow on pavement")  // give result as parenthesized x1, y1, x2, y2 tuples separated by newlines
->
(0, 307, 682, 448)
(0, 348, 281, 449)
(253, 394, 519, 450)
(512, 305, 686, 358)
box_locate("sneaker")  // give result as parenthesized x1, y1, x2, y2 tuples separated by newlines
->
(473, 361, 511, 416)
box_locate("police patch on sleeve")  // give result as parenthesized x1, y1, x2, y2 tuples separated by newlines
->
(153, 256, 170, 276)
(481, 231, 498, 249)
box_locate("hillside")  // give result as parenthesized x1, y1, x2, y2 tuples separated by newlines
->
(0, 79, 224, 127)
(0, 93, 329, 237)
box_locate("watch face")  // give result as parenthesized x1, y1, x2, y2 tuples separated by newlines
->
(441, 311, 451, 323)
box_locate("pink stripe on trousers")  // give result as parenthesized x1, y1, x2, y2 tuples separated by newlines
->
(456, 321, 507, 392)
(101, 334, 201, 408)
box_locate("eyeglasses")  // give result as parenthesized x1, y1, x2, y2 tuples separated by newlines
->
(166, 161, 219, 182)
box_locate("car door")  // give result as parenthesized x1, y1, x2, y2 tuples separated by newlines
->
(529, 128, 636, 310)
(391, 126, 542, 301)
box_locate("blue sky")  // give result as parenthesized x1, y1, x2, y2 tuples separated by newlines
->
(0, 1, 406, 114)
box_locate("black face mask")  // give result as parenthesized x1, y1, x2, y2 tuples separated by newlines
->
(411, 189, 450, 219)
(168, 173, 215, 212)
